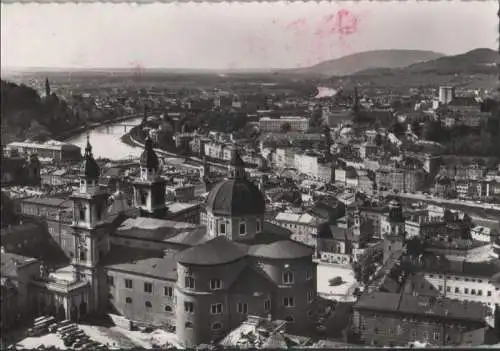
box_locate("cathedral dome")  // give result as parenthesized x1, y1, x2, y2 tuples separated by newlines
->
(205, 148, 265, 217)
(206, 179, 265, 217)
(140, 137, 159, 170)
(80, 136, 100, 179)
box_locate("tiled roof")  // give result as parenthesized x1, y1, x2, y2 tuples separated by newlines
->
(176, 236, 248, 266)
(249, 240, 313, 260)
(356, 292, 486, 323)
(103, 245, 177, 280)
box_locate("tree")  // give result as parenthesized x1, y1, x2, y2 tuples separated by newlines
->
(280, 122, 292, 133)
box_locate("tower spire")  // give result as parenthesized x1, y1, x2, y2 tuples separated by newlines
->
(84, 134, 93, 158)
(228, 147, 245, 179)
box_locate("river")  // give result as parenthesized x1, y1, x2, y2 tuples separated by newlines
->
(67, 86, 334, 160)
(66, 117, 144, 160)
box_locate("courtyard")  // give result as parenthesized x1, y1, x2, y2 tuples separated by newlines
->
(316, 263, 360, 303)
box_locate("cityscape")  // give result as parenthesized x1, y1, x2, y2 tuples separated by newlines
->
(1, 1, 500, 350)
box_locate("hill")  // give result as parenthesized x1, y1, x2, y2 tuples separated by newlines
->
(1, 80, 80, 145)
(280, 49, 445, 77)
(322, 48, 499, 89)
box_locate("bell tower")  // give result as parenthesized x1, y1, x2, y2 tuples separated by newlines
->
(70, 136, 111, 313)
(132, 137, 167, 218)
(227, 147, 246, 179)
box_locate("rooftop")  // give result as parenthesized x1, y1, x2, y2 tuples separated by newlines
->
(249, 240, 313, 260)
(21, 196, 73, 208)
(103, 245, 178, 281)
(176, 236, 248, 266)
(1, 251, 39, 278)
(356, 292, 487, 323)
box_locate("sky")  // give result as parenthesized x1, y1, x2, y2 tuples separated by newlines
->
(1, 1, 497, 70)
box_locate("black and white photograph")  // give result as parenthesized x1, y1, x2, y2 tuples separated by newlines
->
(1, 1, 499, 349)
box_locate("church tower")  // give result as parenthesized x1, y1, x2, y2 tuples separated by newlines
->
(45, 78, 51, 98)
(70, 136, 111, 313)
(132, 137, 167, 218)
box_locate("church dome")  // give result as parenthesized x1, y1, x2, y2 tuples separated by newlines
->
(206, 179, 265, 216)
(205, 148, 265, 217)
(140, 137, 159, 170)
(80, 136, 100, 179)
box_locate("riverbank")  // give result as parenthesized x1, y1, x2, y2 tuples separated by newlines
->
(59, 114, 140, 142)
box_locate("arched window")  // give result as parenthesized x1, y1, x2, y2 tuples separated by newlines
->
(164, 305, 172, 312)
(212, 322, 222, 331)
(125, 297, 132, 304)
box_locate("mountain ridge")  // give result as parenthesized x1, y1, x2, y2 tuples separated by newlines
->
(279, 49, 446, 77)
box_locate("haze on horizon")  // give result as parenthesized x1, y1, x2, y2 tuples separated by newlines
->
(1, 2, 497, 71)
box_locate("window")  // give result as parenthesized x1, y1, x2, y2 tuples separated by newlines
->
(185, 276, 195, 289)
(125, 279, 133, 289)
(212, 322, 222, 331)
(264, 299, 271, 312)
(307, 290, 315, 303)
(455, 287, 460, 293)
(256, 219, 261, 232)
(164, 286, 173, 297)
(283, 271, 294, 284)
(125, 297, 132, 304)
(144, 282, 153, 293)
(79, 205, 85, 221)
(145, 301, 152, 309)
(285, 316, 294, 323)
(184, 302, 194, 313)
(140, 192, 147, 205)
(107, 275, 114, 287)
(478, 290, 483, 296)
(411, 330, 417, 339)
(219, 222, 226, 235)
(464, 288, 469, 294)
(306, 268, 312, 281)
(237, 302, 248, 314)
(471, 289, 476, 295)
(488, 291, 492, 297)
(438, 285, 443, 291)
(211, 303, 223, 315)
(284, 297, 295, 308)
(433, 331, 440, 341)
(96, 204, 102, 221)
(79, 251, 86, 261)
(210, 279, 222, 290)
(446, 286, 451, 292)
(165, 305, 173, 312)
(239, 221, 246, 235)
(185, 322, 193, 329)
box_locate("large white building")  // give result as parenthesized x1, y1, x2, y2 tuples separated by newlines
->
(259, 116, 309, 133)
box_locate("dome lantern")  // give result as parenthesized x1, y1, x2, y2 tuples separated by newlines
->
(78, 135, 100, 193)
(139, 136, 160, 180)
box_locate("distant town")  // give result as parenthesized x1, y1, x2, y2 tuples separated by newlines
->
(1, 46, 500, 350)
